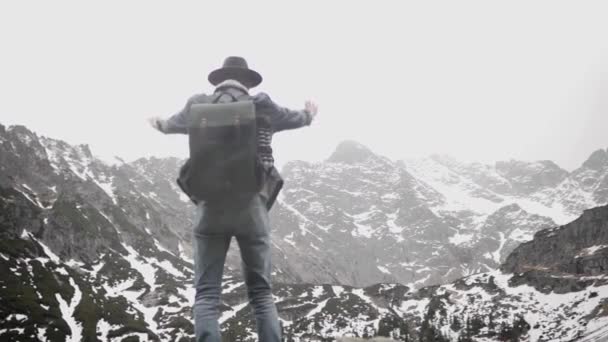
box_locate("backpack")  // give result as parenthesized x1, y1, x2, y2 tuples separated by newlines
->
(176, 92, 265, 203)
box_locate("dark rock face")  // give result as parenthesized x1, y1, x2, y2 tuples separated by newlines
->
(502, 204, 608, 276)
(0, 186, 43, 239)
(507, 269, 599, 294)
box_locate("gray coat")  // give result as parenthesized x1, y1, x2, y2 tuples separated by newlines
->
(162, 84, 312, 209)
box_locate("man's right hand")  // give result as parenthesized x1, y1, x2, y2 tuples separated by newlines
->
(305, 100, 319, 121)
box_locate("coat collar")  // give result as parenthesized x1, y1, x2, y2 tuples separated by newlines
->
(214, 79, 249, 94)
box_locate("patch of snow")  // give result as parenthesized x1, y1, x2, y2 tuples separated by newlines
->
(22, 231, 61, 264)
(219, 302, 249, 323)
(153, 239, 176, 257)
(398, 298, 430, 318)
(224, 281, 244, 293)
(122, 288, 159, 332)
(415, 266, 431, 274)
(403, 157, 503, 215)
(178, 191, 191, 203)
(351, 221, 374, 238)
(275, 196, 325, 240)
(6, 313, 27, 321)
(155, 259, 185, 278)
(305, 298, 330, 318)
(509, 227, 533, 242)
(311, 285, 325, 298)
(307, 201, 325, 215)
(414, 274, 431, 286)
(351, 287, 390, 331)
(103, 278, 136, 297)
(122, 245, 157, 291)
(111, 333, 149, 342)
(381, 192, 400, 201)
(37, 326, 47, 340)
(178, 285, 196, 308)
(399, 260, 419, 268)
(283, 232, 296, 247)
(93, 176, 118, 205)
(492, 232, 507, 263)
(88, 259, 105, 279)
(377, 265, 391, 274)
(178, 243, 193, 265)
(55, 277, 83, 342)
(449, 232, 474, 245)
(386, 210, 404, 235)
(577, 245, 608, 258)
(96, 319, 115, 341)
(14, 186, 45, 208)
(510, 197, 573, 225)
(56, 268, 69, 276)
(94, 153, 125, 167)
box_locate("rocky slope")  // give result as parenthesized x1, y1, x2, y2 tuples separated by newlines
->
(3, 183, 608, 340)
(6, 123, 607, 291)
(2, 122, 608, 341)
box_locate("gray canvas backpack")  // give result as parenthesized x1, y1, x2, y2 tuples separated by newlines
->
(176, 92, 265, 203)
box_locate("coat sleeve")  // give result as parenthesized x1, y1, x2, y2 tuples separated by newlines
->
(254, 92, 312, 132)
(161, 95, 198, 134)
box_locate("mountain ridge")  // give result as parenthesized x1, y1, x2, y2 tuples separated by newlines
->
(2, 122, 608, 341)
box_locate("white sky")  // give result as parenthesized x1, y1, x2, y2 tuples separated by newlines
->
(1, 1, 607, 171)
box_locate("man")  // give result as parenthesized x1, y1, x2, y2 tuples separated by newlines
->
(148, 56, 318, 342)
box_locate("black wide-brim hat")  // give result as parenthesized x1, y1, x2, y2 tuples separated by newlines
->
(208, 56, 263, 88)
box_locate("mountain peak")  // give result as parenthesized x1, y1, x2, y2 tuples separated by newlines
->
(582, 148, 608, 171)
(7, 124, 31, 133)
(6, 124, 39, 146)
(327, 140, 377, 164)
(77, 144, 93, 159)
(428, 153, 462, 168)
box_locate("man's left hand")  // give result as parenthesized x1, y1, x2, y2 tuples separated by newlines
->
(147, 117, 165, 132)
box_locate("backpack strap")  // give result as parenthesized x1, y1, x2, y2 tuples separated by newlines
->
(212, 91, 238, 103)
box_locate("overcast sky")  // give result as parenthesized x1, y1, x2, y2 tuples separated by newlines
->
(1, 1, 607, 171)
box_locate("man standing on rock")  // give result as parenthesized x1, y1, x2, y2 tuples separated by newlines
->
(148, 56, 318, 342)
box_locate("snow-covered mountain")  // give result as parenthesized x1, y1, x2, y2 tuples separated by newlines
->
(2, 122, 608, 341)
(273, 140, 608, 288)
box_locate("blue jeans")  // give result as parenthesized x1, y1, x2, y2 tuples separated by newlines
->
(192, 193, 282, 342)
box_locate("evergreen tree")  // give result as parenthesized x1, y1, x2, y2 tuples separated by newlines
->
(469, 314, 484, 335)
(487, 311, 496, 337)
(450, 316, 462, 331)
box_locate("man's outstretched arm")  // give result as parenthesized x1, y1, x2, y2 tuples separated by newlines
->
(148, 96, 195, 134)
(255, 93, 318, 132)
